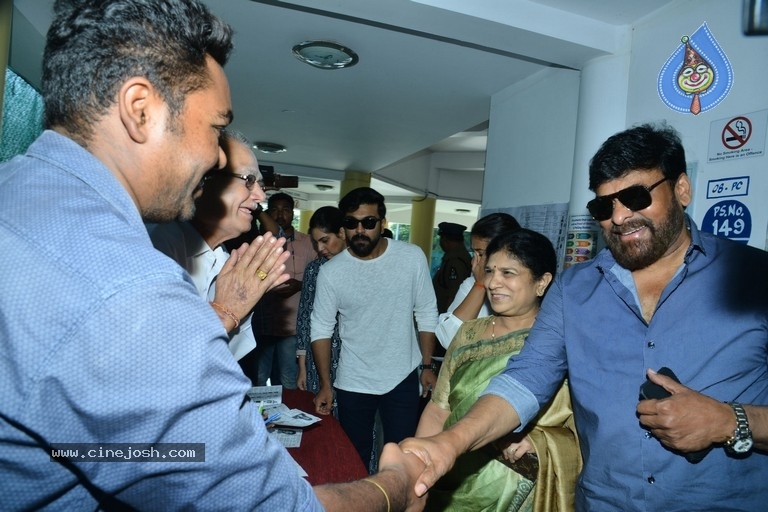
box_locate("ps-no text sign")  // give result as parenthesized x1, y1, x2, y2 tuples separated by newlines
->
(708, 109, 768, 163)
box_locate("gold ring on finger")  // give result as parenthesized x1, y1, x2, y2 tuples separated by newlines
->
(256, 269, 268, 280)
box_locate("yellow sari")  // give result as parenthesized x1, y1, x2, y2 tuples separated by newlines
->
(426, 317, 581, 512)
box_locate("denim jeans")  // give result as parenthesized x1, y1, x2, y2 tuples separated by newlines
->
(251, 334, 298, 389)
(336, 369, 420, 471)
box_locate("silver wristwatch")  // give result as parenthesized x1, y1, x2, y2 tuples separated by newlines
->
(725, 402, 753, 454)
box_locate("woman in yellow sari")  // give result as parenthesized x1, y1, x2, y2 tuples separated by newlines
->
(416, 228, 581, 512)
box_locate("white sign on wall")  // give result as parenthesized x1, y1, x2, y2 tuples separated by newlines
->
(708, 109, 768, 163)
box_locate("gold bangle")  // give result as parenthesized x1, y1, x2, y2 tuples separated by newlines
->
(363, 478, 390, 512)
(209, 301, 239, 330)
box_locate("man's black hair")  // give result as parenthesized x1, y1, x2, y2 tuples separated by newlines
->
(588, 123, 687, 191)
(338, 187, 386, 219)
(43, 0, 233, 143)
(267, 192, 294, 211)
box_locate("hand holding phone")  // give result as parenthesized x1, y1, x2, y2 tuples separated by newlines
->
(639, 367, 712, 463)
(639, 366, 679, 400)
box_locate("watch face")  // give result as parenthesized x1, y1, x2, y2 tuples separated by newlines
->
(292, 41, 359, 69)
(731, 437, 753, 453)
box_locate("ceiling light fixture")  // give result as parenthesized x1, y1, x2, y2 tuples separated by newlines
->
(253, 142, 287, 154)
(314, 184, 334, 191)
(455, 208, 470, 213)
(292, 40, 359, 70)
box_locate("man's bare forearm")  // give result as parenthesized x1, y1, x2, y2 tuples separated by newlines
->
(401, 393, 522, 497)
(314, 469, 408, 511)
(310, 338, 332, 387)
(415, 401, 450, 438)
(443, 394, 521, 452)
(418, 331, 436, 365)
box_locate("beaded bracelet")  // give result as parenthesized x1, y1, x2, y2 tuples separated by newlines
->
(363, 479, 390, 512)
(209, 301, 240, 330)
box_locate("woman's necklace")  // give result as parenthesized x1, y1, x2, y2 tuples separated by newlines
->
(491, 309, 539, 340)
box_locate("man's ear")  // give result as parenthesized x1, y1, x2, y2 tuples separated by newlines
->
(118, 77, 154, 144)
(674, 173, 692, 208)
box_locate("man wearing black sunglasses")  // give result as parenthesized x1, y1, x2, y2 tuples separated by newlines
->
(401, 123, 768, 511)
(311, 187, 439, 471)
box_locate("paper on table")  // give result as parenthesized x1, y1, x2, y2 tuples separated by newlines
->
(269, 427, 303, 448)
(247, 385, 282, 406)
(263, 404, 321, 428)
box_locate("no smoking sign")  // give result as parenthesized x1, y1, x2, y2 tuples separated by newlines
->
(708, 109, 768, 163)
(721, 116, 751, 150)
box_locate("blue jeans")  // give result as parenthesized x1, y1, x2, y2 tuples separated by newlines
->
(336, 369, 420, 471)
(253, 335, 298, 389)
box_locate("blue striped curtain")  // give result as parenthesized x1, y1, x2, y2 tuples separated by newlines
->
(1, 67, 44, 163)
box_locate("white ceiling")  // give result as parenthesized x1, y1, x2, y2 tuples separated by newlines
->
(9, 0, 678, 225)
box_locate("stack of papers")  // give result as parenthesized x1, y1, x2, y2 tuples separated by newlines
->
(246, 386, 323, 453)
(264, 405, 321, 449)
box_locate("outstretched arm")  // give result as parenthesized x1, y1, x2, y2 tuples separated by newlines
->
(401, 393, 521, 496)
(314, 443, 427, 512)
(415, 400, 450, 438)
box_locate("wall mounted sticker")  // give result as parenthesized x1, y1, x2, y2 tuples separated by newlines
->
(658, 22, 733, 115)
(701, 199, 752, 244)
(707, 109, 768, 163)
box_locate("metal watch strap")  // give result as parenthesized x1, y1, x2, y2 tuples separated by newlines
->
(726, 402, 752, 450)
(418, 363, 437, 372)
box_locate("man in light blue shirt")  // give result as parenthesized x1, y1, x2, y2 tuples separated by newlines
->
(0, 1, 423, 510)
(402, 123, 768, 511)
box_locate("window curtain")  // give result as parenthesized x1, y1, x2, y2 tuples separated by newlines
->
(1, 67, 44, 163)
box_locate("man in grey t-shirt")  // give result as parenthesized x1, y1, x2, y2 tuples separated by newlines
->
(311, 187, 439, 469)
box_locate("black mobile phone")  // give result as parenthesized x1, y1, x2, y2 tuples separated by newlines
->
(639, 367, 712, 463)
(639, 366, 679, 400)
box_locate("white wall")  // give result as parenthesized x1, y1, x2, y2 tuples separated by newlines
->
(482, 67, 581, 210)
(628, 0, 768, 248)
(376, 150, 486, 203)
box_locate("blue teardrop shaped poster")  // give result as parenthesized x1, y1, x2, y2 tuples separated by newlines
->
(658, 22, 733, 115)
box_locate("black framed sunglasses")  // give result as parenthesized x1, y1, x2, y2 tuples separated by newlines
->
(586, 177, 671, 221)
(204, 172, 265, 191)
(342, 216, 381, 230)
